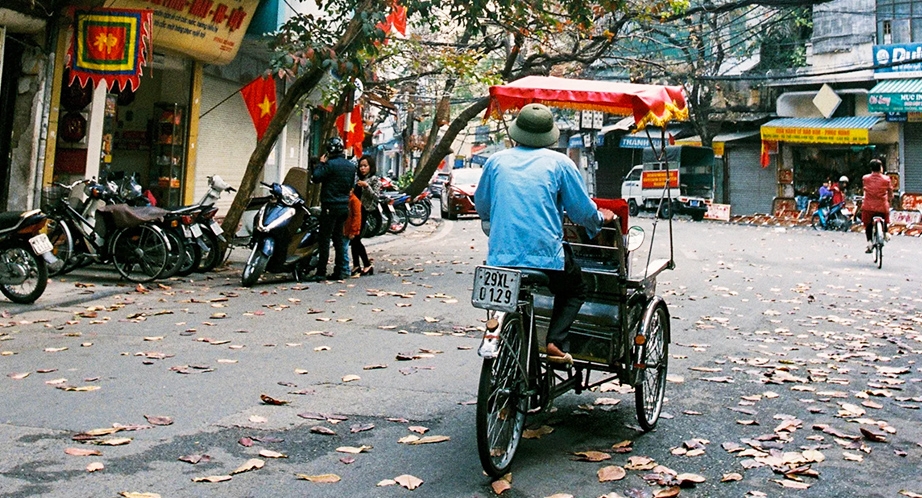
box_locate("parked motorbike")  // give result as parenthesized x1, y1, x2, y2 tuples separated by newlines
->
(241, 182, 320, 287)
(0, 210, 56, 303)
(406, 190, 432, 226)
(812, 198, 854, 231)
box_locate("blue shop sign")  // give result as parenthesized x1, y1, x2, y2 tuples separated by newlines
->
(886, 112, 907, 122)
(620, 135, 667, 149)
(568, 135, 584, 148)
(471, 155, 487, 165)
(874, 43, 922, 76)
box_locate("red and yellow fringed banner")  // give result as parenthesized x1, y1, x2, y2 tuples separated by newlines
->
(66, 8, 152, 91)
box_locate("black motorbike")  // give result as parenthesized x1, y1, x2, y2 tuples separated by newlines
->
(241, 182, 320, 287)
(0, 210, 58, 303)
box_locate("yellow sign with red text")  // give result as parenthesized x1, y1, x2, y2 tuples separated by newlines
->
(641, 170, 679, 189)
(760, 125, 869, 145)
(102, 0, 260, 64)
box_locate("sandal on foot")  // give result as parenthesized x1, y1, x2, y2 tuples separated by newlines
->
(545, 353, 573, 365)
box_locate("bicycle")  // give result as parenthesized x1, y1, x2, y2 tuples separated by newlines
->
(871, 216, 886, 269)
(41, 180, 171, 282)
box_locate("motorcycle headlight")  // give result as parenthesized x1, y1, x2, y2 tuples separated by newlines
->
(279, 184, 301, 206)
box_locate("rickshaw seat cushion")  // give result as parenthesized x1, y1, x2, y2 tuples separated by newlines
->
(518, 268, 550, 287)
(592, 198, 629, 235)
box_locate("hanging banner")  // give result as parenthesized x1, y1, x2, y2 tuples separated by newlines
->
(67, 8, 153, 91)
(104, 0, 260, 65)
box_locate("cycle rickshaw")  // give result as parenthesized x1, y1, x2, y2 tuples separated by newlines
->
(471, 76, 687, 477)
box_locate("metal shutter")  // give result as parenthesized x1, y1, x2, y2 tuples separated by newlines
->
(728, 145, 776, 215)
(905, 122, 922, 193)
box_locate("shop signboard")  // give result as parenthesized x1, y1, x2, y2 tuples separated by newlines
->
(107, 0, 261, 65)
(760, 125, 869, 144)
(620, 135, 667, 149)
(891, 210, 922, 225)
(704, 202, 730, 221)
(873, 43, 922, 77)
(640, 170, 678, 189)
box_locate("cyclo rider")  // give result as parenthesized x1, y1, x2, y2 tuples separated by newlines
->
(474, 103, 615, 365)
(861, 158, 893, 253)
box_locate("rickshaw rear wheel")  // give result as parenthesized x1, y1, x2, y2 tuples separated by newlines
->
(476, 312, 528, 478)
(635, 301, 669, 431)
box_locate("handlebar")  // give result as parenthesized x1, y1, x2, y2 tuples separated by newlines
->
(53, 178, 91, 190)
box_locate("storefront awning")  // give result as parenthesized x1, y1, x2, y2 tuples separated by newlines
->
(868, 79, 922, 112)
(674, 131, 759, 156)
(760, 116, 881, 145)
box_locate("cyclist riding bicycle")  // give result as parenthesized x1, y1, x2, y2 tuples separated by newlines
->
(861, 159, 893, 253)
(474, 104, 614, 365)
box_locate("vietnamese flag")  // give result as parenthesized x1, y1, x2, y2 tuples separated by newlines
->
(336, 105, 364, 158)
(240, 75, 277, 141)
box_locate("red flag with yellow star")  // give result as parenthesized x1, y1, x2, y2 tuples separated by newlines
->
(336, 105, 364, 158)
(240, 76, 277, 141)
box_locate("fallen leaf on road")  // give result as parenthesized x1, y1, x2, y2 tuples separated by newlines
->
(65, 447, 101, 456)
(336, 445, 372, 454)
(598, 465, 626, 482)
(178, 454, 210, 464)
(654, 487, 681, 498)
(260, 394, 289, 405)
(259, 449, 287, 458)
(296, 473, 341, 483)
(721, 473, 743, 482)
(7, 372, 29, 379)
(238, 437, 254, 447)
(523, 426, 554, 439)
(311, 426, 336, 435)
(231, 459, 264, 474)
(676, 473, 706, 485)
(409, 426, 429, 434)
(90, 438, 132, 446)
(342, 374, 360, 382)
(572, 451, 610, 462)
(120, 493, 160, 498)
(248, 415, 268, 424)
(363, 364, 387, 370)
(394, 474, 423, 490)
(407, 435, 450, 445)
(843, 451, 864, 462)
(774, 479, 810, 489)
(144, 415, 173, 426)
(350, 423, 374, 433)
(625, 456, 657, 470)
(377, 479, 397, 487)
(192, 475, 232, 483)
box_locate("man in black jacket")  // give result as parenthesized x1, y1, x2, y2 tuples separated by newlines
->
(310, 136, 355, 280)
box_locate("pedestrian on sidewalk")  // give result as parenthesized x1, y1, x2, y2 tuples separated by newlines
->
(351, 155, 380, 276)
(310, 136, 355, 281)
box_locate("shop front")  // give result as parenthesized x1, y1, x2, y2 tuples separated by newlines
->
(760, 116, 897, 212)
(868, 42, 922, 195)
(43, 0, 261, 208)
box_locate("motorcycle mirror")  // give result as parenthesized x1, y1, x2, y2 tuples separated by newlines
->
(627, 226, 645, 252)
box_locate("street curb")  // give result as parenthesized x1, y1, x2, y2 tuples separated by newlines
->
(2, 284, 128, 317)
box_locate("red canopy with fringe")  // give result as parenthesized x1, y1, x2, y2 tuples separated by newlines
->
(487, 76, 688, 129)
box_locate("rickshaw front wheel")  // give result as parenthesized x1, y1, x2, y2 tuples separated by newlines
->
(476, 312, 528, 477)
(634, 301, 670, 431)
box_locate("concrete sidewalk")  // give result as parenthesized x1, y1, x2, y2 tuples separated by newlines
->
(0, 217, 448, 316)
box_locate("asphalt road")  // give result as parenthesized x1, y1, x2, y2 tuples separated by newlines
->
(1, 212, 921, 498)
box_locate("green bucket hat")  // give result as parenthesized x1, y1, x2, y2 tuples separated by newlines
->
(509, 103, 559, 148)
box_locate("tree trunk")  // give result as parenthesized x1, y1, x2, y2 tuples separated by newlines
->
(219, 68, 327, 239)
(404, 96, 490, 197)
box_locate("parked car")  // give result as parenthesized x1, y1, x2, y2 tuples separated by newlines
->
(429, 172, 451, 198)
(440, 167, 483, 220)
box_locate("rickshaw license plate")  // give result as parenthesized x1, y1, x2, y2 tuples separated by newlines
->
(29, 234, 53, 255)
(472, 266, 521, 313)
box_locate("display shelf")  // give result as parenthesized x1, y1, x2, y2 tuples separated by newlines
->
(149, 103, 186, 208)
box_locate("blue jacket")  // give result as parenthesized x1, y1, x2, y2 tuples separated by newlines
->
(312, 155, 355, 207)
(475, 146, 602, 270)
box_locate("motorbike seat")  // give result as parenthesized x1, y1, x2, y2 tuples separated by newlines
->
(0, 211, 25, 231)
(169, 205, 201, 215)
(506, 268, 550, 288)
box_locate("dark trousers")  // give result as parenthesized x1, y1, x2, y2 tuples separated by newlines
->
(317, 205, 349, 277)
(541, 247, 587, 352)
(351, 208, 372, 268)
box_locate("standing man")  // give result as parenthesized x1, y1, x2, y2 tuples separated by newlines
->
(475, 103, 614, 364)
(310, 136, 355, 281)
(861, 159, 893, 253)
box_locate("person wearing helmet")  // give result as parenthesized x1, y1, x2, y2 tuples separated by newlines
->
(310, 136, 356, 280)
(831, 175, 848, 205)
